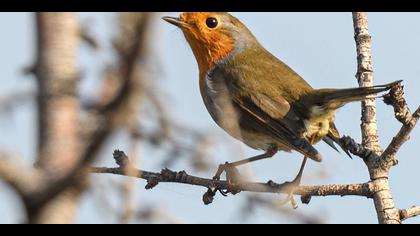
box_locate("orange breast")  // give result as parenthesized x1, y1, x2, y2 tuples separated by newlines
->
(179, 13, 235, 77)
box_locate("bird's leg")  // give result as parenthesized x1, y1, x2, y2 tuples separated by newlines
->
(213, 145, 278, 181)
(213, 146, 278, 195)
(281, 155, 308, 198)
(278, 137, 314, 208)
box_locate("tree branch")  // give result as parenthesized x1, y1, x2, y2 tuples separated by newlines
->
(382, 82, 420, 167)
(92, 166, 372, 197)
(34, 13, 80, 175)
(381, 106, 420, 167)
(340, 136, 380, 161)
(353, 12, 381, 154)
(353, 12, 402, 224)
(91, 150, 374, 206)
(400, 206, 420, 221)
(383, 82, 416, 126)
(26, 12, 82, 224)
(0, 154, 42, 197)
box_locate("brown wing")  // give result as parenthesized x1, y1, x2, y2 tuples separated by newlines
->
(230, 86, 322, 162)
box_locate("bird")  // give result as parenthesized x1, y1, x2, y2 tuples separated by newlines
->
(162, 12, 399, 195)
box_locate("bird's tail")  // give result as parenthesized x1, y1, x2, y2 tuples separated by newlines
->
(304, 80, 401, 110)
(303, 80, 401, 158)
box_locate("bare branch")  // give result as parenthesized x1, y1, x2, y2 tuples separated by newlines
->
(381, 106, 420, 167)
(92, 166, 372, 200)
(340, 136, 380, 161)
(381, 82, 420, 166)
(91, 150, 374, 206)
(400, 206, 420, 221)
(383, 82, 416, 126)
(353, 12, 381, 154)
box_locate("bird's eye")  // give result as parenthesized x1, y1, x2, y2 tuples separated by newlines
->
(206, 17, 218, 29)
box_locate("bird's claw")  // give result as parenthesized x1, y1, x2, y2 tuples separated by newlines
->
(212, 162, 242, 196)
(276, 180, 301, 209)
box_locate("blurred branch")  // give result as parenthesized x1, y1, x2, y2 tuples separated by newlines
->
(34, 12, 80, 174)
(0, 154, 41, 197)
(2, 12, 85, 224)
(80, 13, 153, 162)
(0, 90, 34, 113)
(79, 24, 99, 50)
(23, 14, 156, 219)
(136, 206, 184, 224)
(118, 132, 141, 224)
(243, 195, 325, 224)
(26, 12, 82, 224)
(399, 206, 420, 222)
(85, 14, 154, 224)
(0, 13, 158, 224)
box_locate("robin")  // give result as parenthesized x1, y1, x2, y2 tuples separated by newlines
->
(163, 12, 398, 195)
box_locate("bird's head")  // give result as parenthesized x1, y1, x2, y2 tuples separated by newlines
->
(163, 12, 257, 75)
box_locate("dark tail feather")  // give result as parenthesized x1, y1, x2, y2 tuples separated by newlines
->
(310, 80, 402, 109)
(323, 135, 352, 159)
(323, 122, 352, 158)
(323, 136, 340, 152)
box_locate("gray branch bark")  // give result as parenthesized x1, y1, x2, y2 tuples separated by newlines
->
(353, 11, 401, 225)
(353, 12, 420, 224)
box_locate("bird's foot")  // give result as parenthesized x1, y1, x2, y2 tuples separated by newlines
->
(277, 179, 302, 209)
(213, 162, 242, 196)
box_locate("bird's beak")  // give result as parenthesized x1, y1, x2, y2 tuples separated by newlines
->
(162, 16, 190, 29)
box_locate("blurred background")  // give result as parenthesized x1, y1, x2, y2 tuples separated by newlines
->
(0, 12, 419, 224)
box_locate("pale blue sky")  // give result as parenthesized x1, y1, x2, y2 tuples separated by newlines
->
(0, 12, 419, 224)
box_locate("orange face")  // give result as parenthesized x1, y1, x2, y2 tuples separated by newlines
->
(165, 12, 235, 76)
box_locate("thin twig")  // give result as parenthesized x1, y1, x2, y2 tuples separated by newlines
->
(381, 106, 420, 167)
(381, 82, 420, 167)
(91, 150, 374, 205)
(383, 82, 415, 126)
(91, 166, 373, 200)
